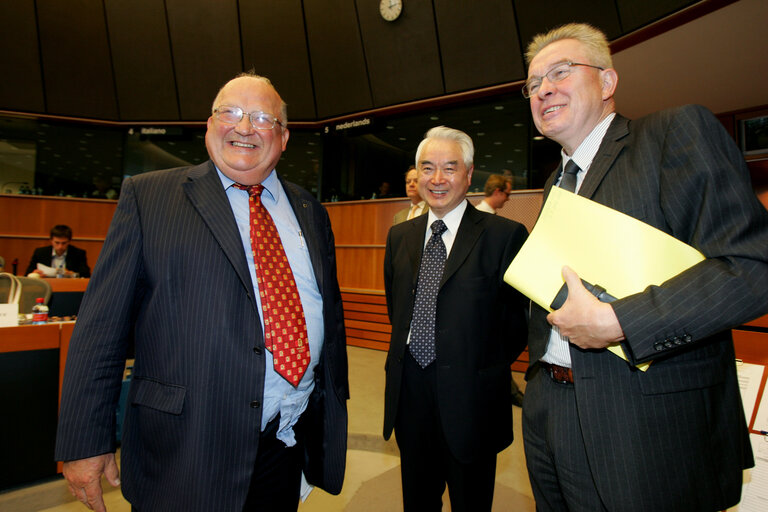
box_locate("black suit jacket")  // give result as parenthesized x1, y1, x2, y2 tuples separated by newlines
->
(26, 244, 91, 277)
(383, 203, 528, 463)
(55, 161, 348, 511)
(528, 105, 768, 511)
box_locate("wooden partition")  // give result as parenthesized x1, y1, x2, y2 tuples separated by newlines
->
(0, 194, 117, 275)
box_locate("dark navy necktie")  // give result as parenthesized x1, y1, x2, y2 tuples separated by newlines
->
(559, 159, 581, 192)
(409, 219, 448, 368)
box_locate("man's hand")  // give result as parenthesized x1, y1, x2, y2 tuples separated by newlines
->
(62, 453, 120, 512)
(547, 266, 625, 349)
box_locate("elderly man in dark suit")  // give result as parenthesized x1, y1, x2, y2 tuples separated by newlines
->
(521, 23, 768, 512)
(383, 126, 528, 511)
(26, 224, 91, 277)
(55, 73, 348, 512)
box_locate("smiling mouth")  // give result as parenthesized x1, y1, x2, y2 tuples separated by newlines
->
(429, 189, 448, 197)
(544, 105, 564, 115)
(229, 141, 257, 149)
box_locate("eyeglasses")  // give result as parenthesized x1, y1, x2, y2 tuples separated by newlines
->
(213, 105, 284, 130)
(522, 61, 604, 98)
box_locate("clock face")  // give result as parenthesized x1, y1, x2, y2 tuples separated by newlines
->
(379, 0, 403, 22)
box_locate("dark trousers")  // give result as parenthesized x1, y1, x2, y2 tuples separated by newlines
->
(394, 350, 497, 512)
(522, 366, 607, 512)
(242, 415, 304, 512)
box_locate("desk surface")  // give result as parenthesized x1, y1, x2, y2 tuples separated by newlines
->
(44, 278, 89, 293)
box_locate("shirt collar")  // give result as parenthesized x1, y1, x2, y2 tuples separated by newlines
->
(564, 112, 616, 172)
(426, 199, 467, 235)
(216, 167, 280, 203)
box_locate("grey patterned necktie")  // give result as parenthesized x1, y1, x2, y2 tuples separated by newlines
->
(559, 159, 581, 192)
(409, 219, 448, 368)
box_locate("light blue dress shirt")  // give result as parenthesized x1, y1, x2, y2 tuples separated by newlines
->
(218, 168, 324, 446)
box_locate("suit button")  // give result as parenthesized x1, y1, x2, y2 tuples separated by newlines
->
(253, 346, 262, 354)
(672, 336, 682, 345)
(654, 343, 664, 351)
(664, 340, 673, 348)
(250, 400, 260, 408)
(683, 334, 692, 343)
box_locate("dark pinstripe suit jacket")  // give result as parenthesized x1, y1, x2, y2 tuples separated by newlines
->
(55, 161, 348, 511)
(528, 105, 768, 511)
(383, 204, 529, 462)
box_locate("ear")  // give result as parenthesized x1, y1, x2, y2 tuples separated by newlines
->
(600, 68, 618, 100)
(281, 127, 290, 151)
(466, 164, 474, 183)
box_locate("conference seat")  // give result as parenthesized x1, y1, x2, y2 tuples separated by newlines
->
(0, 276, 52, 314)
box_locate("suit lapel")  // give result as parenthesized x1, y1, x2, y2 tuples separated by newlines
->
(281, 179, 325, 294)
(182, 161, 253, 294)
(404, 215, 428, 287)
(440, 203, 482, 287)
(577, 114, 629, 199)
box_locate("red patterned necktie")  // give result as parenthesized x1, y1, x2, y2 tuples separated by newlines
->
(234, 183, 310, 387)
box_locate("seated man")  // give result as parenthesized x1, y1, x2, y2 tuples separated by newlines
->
(26, 225, 91, 277)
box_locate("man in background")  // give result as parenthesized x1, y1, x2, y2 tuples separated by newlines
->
(475, 174, 511, 214)
(55, 73, 348, 512)
(384, 126, 528, 511)
(26, 224, 90, 277)
(521, 23, 768, 512)
(393, 165, 429, 224)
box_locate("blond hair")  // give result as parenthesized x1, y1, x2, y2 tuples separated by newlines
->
(525, 23, 612, 69)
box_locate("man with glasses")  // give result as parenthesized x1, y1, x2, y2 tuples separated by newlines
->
(55, 73, 348, 512)
(521, 23, 768, 512)
(475, 174, 512, 215)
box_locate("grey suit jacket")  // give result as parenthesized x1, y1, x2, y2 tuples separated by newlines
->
(383, 203, 528, 462)
(55, 161, 348, 511)
(528, 105, 768, 511)
(393, 202, 429, 225)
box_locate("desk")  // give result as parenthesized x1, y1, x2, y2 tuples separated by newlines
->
(45, 278, 89, 317)
(0, 324, 61, 491)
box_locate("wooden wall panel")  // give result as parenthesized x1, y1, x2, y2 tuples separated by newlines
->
(0, 1, 45, 113)
(335, 248, 386, 290)
(104, 0, 180, 121)
(513, 0, 623, 56)
(165, 0, 242, 121)
(239, 0, 316, 120)
(304, 0, 372, 118)
(434, 0, 525, 93)
(37, 0, 119, 119)
(326, 198, 407, 245)
(0, 195, 116, 275)
(355, 0, 443, 107)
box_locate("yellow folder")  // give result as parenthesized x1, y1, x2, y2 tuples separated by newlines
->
(504, 186, 705, 368)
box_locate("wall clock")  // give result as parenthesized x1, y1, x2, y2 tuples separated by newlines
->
(379, 0, 403, 22)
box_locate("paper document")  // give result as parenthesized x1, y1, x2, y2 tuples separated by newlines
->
(737, 434, 768, 511)
(35, 263, 58, 277)
(504, 186, 706, 368)
(738, 362, 766, 428)
(753, 381, 768, 433)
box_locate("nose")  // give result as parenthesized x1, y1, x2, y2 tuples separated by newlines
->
(537, 78, 556, 98)
(431, 169, 446, 183)
(234, 114, 256, 135)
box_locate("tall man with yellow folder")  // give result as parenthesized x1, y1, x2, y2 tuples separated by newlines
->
(521, 23, 768, 512)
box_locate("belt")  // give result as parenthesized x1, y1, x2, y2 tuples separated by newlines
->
(539, 362, 574, 384)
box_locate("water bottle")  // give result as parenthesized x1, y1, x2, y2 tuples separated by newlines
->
(32, 298, 49, 324)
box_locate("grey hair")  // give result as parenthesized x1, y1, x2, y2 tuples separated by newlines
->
(415, 126, 474, 169)
(211, 72, 288, 126)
